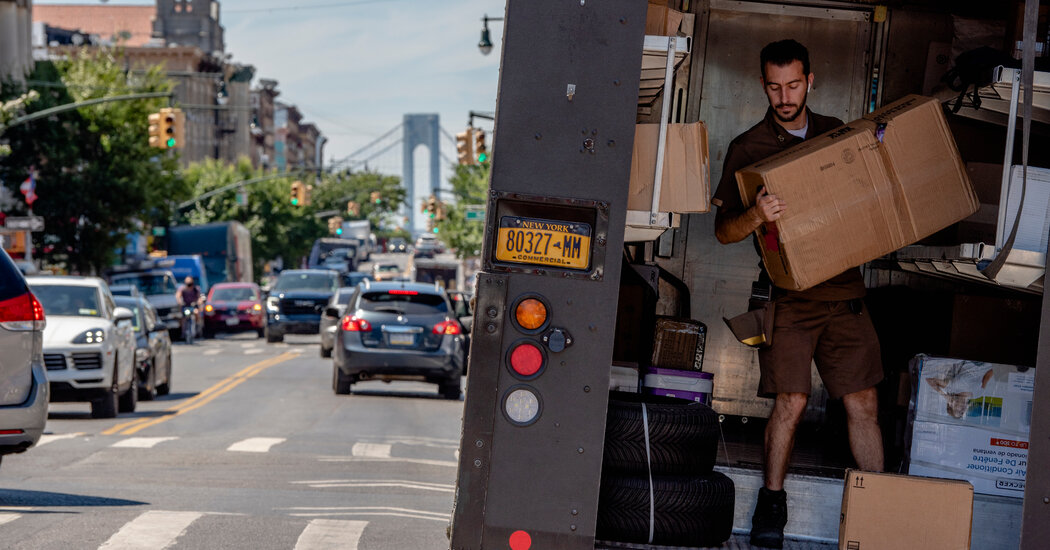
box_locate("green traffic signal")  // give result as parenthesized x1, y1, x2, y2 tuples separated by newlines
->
(335, 228, 343, 235)
(166, 137, 176, 148)
(477, 152, 488, 163)
(432, 227, 439, 234)
(291, 198, 299, 205)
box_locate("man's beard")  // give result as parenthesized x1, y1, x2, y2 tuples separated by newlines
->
(772, 90, 808, 123)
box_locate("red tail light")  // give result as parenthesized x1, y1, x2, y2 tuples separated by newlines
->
(432, 320, 461, 335)
(341, 315, 371, 332)
(0, 292, 46, 331)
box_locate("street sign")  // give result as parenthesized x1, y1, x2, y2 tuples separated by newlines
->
(5, 216, 44, 232)
(464, 205, 485, 221)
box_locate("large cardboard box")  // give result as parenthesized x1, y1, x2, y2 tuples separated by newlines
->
(645, 4, 685, 36)
(629, 122, 710, 213)
(839, 469, 973, 550)
(736, 95, 979, 291)
(907, 355, 1033, 498)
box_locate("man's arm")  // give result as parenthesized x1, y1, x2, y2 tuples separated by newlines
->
(715, 187, 785, 244)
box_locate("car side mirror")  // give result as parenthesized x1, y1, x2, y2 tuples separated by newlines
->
(150, 322, 167, 333)
(458, 316, 473, 334)
(324, 306, 340, 318)
(114, 306, 135, 323)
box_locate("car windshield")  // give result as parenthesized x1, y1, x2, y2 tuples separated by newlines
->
(272, 272, 337, 293)
(358, 291, 447, 314)
(375, 265, 399, 273)
(112, 273, 177, 295)
(34, 285, 102, 317)
(211, 287, 258, 301)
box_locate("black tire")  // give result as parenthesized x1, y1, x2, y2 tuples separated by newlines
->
(333, 364, 352, 395)
(320, 345, 332, 358)
(603, 391, 720, 476)
(156, 354, 172, 396)
(596, 472, 735, 547)
(440, 377, 461, 400)
(256, 328, 265, 338)
(266, 327, 283, 343)
(119, 366, 138, 413)
(139, 362, 158, 401)
(91, 373, 120, 419)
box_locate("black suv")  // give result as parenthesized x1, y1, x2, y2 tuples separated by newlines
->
(264, 269, 340, 343)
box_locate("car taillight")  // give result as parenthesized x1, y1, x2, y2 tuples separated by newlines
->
(341, 315, 371, 332)
(252, 303, 262, 311)
(204, 304, 214, 313)
(432, 320, 461, 335)
(0, 292, 46, 331)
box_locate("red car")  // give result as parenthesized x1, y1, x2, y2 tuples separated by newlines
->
(203, 282, 265, 338)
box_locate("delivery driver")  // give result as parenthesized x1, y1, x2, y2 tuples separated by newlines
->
(711, 39, 884, 549)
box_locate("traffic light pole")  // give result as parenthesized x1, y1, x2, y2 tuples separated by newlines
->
(175, 169, 314, 211)
(0, 92, 173, 134)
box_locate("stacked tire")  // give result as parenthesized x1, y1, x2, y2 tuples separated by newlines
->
(597, 391, 734, 547)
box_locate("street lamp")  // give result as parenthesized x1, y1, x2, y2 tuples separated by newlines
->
(478, 14, 504, 56)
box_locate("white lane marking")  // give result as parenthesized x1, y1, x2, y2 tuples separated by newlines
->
(0, 513, 20, 526)
(245, 349, 264, 355)
(289, 510, 446, 522)
(111, 437, 178, 449)
(290, 479, 454, 493)
(351, 442, 391, 458)
(293, 519, 368, 550)
(240, 343, 255, 348)
(227, 437, 286, 453)
(36, 432, 83, 446)
(320, 456, 457, 468)
(203, 349, 221, 356)
(98, 510, 203, 550)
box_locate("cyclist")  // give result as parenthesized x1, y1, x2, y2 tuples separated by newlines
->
(175, 276, 204, 340)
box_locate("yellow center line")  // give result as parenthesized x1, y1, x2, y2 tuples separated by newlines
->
(101, 352, 297, 436)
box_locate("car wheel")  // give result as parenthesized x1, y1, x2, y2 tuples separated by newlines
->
(256, 328, 265, 338)
(139, 362, 158, 401)
(602, 391, 720, 476)
(596, 472, 735, 547)
(156, 354, 172, 396)
(332, 364, 352, 395)
(119, 365, 138, 413)
(320, 345, 332, 358)
(266, 327, 283, 343)
(440, 377, 462, 400)
(92, 370, 120, 419)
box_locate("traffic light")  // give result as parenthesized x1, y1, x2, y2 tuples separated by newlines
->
(328, 216, 344, 235)
(170, 108, 185, 149)
(370, 191, 381, 204)
(148, 111, 163, 148)
(435, 199, 446, 221)
(425, 195, 438, 218)
(456, 128, 475, 165)
(148, 108, 186, 149)
(302, 183, 313, 206)
(347, 201, 360, 216)
(474, 129, 488, 163)
(290, 181, 303, 205)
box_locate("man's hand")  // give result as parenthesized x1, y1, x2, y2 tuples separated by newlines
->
(754, 187, 786, 223)
(714, 188, 788, 244)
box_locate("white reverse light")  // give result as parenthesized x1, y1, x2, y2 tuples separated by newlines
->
(503, 387, 541, 426)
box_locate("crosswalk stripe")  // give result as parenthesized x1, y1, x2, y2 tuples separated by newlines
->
(227, 437, 286, 453)
(351, 442, 392, 458)
(0, 513, 20, 526)
(293, 519, 368, 550)
(111, 437, 178, 449)
(245, 349, 264, 355)
(98, 510, 203, 550)
(204, 349, 221, 356)
(36, 432, 84, 446)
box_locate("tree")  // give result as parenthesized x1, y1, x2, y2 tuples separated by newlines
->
(435, 160, 489, 258)
(0, 49, 186, 274)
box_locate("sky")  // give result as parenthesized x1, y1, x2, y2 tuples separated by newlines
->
(36, 0, 507, 209)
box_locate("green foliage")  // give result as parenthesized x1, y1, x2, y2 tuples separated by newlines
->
(180, 162, 406, 278)
(0, 49, 186, 274)
(435, 160, 489, 259)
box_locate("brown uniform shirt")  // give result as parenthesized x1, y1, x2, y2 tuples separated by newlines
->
(712, 107, 865, 301)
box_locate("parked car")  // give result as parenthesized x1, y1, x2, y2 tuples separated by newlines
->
(108, 268, 182, 336)
(447, 290, 474, 374)
(27, 276, 137, 418)
(264, 269, 340, 343)
(114, 295, 173, 400)
(204, 282, 265, 338)
(371, 263, 401, 281)
(0, 249, 48, 468)
(332, 281, 465, 399)
(108, 284, 140, 297)
(320, 286, 359, 358)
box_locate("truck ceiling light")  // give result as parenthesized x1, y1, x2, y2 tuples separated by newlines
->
(503, 386, 541, 426)
(509, 341, 544, 377)
(514, 298, 547, 331)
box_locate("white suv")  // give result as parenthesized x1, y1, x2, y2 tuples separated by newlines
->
(27, 276, 137, 418)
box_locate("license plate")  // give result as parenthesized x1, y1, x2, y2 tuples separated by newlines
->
(495, 216, 592, 270)
(226, 317, 240, 326)
(388, 333, 414, 346)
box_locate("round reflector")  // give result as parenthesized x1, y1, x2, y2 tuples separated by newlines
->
(509, 530, 532, 550)
(509, 342, 544, 377)
(515, 298, 547, 331)
(504, 387, 541, 426)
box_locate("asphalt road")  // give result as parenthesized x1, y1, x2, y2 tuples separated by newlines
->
(0, 331, 463, 550)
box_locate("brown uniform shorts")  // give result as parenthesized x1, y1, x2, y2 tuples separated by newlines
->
(757, 297, 883, 399)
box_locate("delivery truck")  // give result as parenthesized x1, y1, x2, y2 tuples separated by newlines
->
(448, 1, 1050, 549)
(412, 257, 464, 291)
(167, 222, 253, 286)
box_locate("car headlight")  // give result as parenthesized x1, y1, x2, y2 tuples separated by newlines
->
(135, 348, 150, 363)
(266, 296, 280, 312)
(73, 329, 106, 344)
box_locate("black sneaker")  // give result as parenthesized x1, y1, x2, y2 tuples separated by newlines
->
(750, 487, 788, 549)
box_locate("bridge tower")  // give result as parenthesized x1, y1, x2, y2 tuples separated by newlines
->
(401, 114, 441, 235)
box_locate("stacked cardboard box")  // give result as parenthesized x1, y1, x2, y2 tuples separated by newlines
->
(907, 354, 1033, 498)
(628, 122, 711, 214)
(736, 95, 979, 291)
